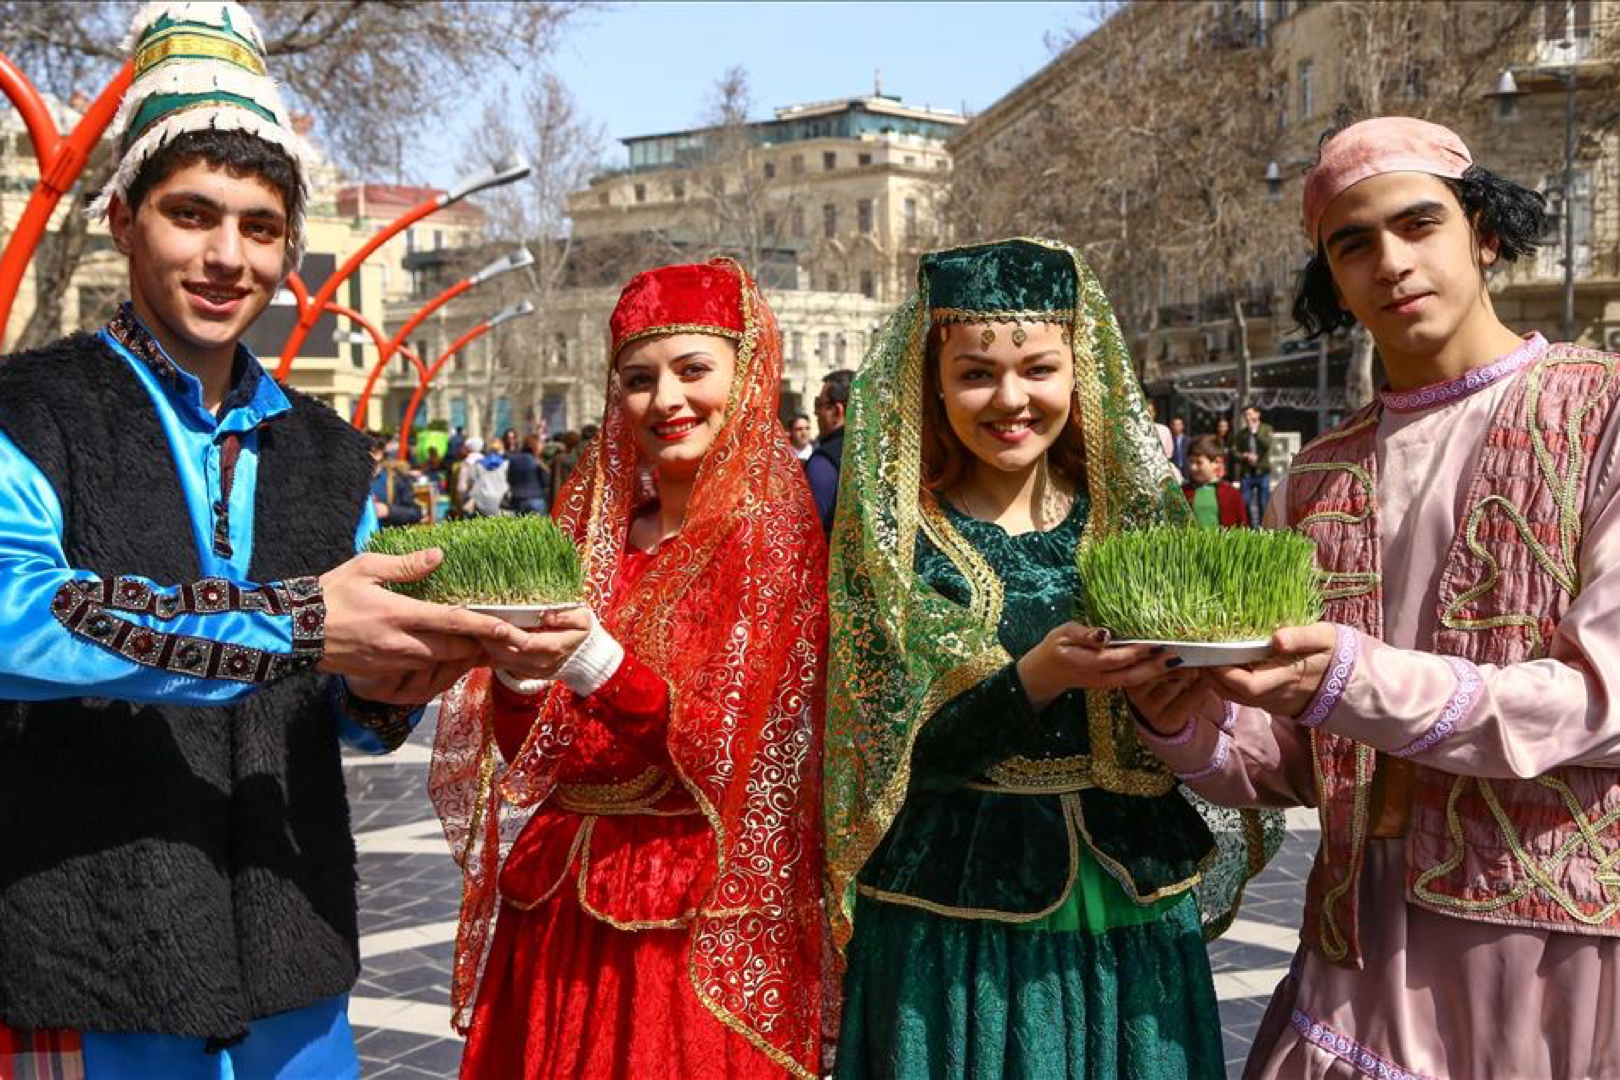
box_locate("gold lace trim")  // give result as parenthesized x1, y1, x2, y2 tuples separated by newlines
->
(1314, 734, 1375, 962)
(981, 754, 1096, 794)
(928, 307, 1075, 324)
(614, 322, 743, 354)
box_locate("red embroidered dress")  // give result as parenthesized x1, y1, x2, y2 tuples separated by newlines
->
(431, 261, 828, 1079)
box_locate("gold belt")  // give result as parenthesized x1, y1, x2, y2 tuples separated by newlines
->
(554, 767, 678, 814)
(967, 754, 1097, 795)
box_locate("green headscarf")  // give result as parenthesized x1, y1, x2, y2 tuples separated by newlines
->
(824, 238, 1280, 953)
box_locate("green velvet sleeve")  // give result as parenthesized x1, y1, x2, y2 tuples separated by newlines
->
(908, 662, 1047, 794)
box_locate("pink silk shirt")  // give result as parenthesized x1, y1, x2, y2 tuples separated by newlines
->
(1148, 337, 1620, 1079)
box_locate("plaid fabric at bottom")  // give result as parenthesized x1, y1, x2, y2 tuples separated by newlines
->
(0, 1027, 85, 1080)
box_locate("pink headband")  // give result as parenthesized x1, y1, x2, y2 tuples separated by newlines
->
(1301, 117, 1472, 246)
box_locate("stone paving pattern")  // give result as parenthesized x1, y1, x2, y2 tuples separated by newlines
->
(346, 717, 1311, 1078)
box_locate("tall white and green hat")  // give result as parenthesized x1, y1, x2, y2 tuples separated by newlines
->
(91, 1, 310, 268)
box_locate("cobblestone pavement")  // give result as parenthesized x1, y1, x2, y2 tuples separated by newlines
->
(345, 713, 1313, 1078)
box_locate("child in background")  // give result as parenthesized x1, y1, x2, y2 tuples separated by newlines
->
(1181, 434, 1246, 528)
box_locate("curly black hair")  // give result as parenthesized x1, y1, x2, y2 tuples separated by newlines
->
(1291, 162, 1548, 338)
(126, 128, 302, 227)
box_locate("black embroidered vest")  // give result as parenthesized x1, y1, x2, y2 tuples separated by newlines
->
(0, 331, 373, 1039)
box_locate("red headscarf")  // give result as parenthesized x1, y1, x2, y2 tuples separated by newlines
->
(431, 260, 827, 1077)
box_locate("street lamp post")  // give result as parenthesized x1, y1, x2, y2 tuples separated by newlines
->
(348, 246, 534, 428)
(396, 299, 535, 460)
(1491, 64, 1578, 343)
(273, 156, 530, 381)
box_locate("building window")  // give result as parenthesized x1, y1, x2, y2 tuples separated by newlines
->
(634, 183, 647, 203)
(903, 155, 916, 167)
(791, 208, 805, 237)
(823, 203, 838, 238)
(860, 270, 876, 299)
(764, 161, 776, 179)
(1297, 59, 1314, 119)
(858, 152, 872, 166)
(826, 273, 841, 292)
(790, 154, 804, 175)
(823, 151, 837, 171)
(857, 199, 874, 235)
(672, 179, 686, 199)
(553, 332, 568, 369)
(764, 211, 778, 237)
(597, 192, 609, 206)
(817, 331, 829, 358)
(792, 331, 803, 360)
(835, 335, 847, 365)
(433, 229, 444, 250)
(903, 197, 918, 241)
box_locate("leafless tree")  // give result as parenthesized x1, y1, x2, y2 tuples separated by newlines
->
(0, 0, 580, 349)
(453, 73, 604, 434)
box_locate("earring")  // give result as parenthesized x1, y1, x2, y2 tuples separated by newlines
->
(979, 326, 995, 349)
(1011, 325, 1028, 348)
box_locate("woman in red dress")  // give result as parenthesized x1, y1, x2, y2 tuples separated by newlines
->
(430, 259, 827, 1079)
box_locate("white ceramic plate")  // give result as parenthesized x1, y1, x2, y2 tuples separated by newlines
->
(466, 601, 585, 629)
(1115, 638, 1274, 667)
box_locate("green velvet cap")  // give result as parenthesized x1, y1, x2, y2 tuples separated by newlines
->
(920, 239, 1077, 322)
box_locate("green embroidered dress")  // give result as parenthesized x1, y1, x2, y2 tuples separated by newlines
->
(825, 239, 1279, 1080)
(835, 498, 1223, 1080)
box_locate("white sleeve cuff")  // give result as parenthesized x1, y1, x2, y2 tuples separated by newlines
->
(556, 613, 625, 697)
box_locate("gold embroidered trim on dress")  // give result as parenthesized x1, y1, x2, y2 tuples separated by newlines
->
(855, 788, 1084, 923)
(981, 754, 1096, 794)
(504, 819, 590, 912)
(1315, 734, 1375, 962)
(1068, 792, 1205, 904)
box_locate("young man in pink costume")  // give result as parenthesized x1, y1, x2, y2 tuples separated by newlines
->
(1129, 116, 1620, 1079)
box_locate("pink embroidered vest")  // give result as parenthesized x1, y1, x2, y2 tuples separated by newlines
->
(1289, 344, 1620, 965)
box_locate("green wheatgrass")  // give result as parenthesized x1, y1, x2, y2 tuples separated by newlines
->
(364, 516, 584, 605)
(1075, 526, 1322, 642)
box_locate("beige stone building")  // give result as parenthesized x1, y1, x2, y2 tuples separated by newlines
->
(401, 94, 957, 441)
(950, 0, 1620, 438)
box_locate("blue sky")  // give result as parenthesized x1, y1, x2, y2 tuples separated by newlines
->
(427, 1, 1096, 183)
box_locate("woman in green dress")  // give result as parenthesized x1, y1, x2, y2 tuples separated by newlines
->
(824, 238, 1279, 1079)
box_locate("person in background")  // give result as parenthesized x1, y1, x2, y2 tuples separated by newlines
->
(501, 427, 519, 455)
(447, 425, 466, 462)
(1232, 404, 1273, 526)
(789, 412, 815, 461)
(466, 438, 509, 518)
(806, 369, 852, 533)
(370, 433, 424, 527)
(505, 434, 548, 516)
(1168, 415, 1188, 474)
(1212, 416, 1235, 478)
(1180, 434, 1245, 528)
(453, 436, 484, 517)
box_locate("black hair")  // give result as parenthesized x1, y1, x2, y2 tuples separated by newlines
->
(125, 128, 302, 228)
(1292, 162, 1548, 338)
(820, 369, 855, 406)
(791, 412, 810, 424)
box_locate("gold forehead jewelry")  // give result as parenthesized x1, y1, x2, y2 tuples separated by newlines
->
(1011, 325, 1028, 348)
(979, 326, 996, 349)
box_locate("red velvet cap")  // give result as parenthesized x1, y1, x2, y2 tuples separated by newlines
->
(609, 260, 746, 358)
